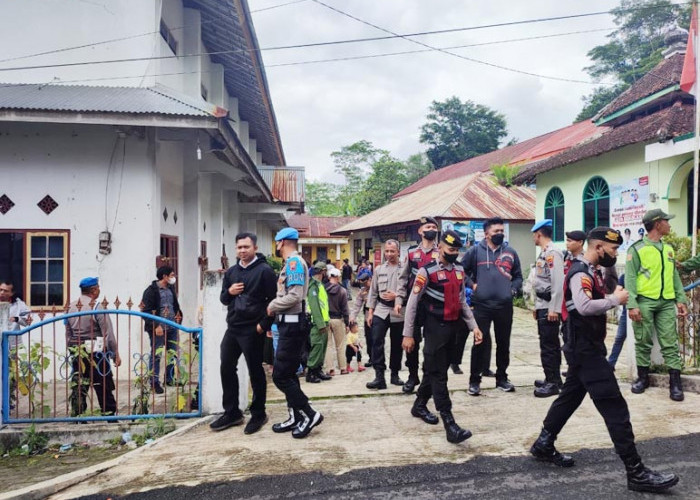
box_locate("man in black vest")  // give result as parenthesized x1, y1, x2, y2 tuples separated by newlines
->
(530, 227, 678, 493)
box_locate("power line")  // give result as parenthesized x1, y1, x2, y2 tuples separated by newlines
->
(251, 0, 308, 13)
(267, 28, 615, 68)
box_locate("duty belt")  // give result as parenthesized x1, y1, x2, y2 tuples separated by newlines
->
(277, 314, 300, 323)
(378, 298, 396, 307)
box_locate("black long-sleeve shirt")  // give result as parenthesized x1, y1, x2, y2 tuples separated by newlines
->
(220, 254, 277, 330)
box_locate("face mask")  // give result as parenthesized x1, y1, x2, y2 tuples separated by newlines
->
(168, 277, 177, 285)
(444, 253, 459, 264)
(598, 250, 617, 268)
(275, 243, 282, 258)
(423, 230, 437, 241)
(491, 234, 504, 246)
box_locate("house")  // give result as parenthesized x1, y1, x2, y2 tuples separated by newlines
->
(515, 27, 695, 251)
(286, 214, 358, 265)
(0, 0, 302, 325)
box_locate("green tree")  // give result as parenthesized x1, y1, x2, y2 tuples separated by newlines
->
(355, 153, 411, 215)
(305, 180, 344, 216)
(404, 152, 434, 184)
(419, 96, 507, 169)
(577, 0, 691, 120)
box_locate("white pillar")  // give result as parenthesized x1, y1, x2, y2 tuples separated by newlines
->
(201, 270, 249, 415)
(336, 243, 341, 262)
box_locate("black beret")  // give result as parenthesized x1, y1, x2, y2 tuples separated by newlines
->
(419, 216, 438, 227)
(588, 226, 623, 245)
(441, 229, 463, 248)
(565, 230, 587, 242)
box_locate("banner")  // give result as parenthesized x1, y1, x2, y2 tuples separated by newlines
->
(441, 220, 509, 250)
(610, 176, 648, 252)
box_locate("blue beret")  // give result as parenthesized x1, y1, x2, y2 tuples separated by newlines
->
(79, 277, 99, 288)
(531, 219, 552, 232)
(357, 270, 372, 281)
(275, 227, 299, 241)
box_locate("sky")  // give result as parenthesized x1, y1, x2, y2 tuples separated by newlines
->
(247, 0, 623, 181)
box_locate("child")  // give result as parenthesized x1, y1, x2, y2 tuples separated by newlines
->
(345, 321, 365, 372)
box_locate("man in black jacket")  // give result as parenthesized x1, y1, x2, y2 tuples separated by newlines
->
(210, 233, 277, 434)
(141, 265, 183, 394)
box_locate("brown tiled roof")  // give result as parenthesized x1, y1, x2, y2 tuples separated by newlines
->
(287, 214, 358, 238)
(516, 101, 694, 183)
(597, 54, 684, 120)
(393, 121, 599, 198)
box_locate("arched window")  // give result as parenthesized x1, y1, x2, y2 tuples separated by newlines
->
(544, 187, 565, 241)
(583, 176, 610, 232)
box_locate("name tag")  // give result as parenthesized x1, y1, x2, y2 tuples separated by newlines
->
(82, 337, 104, 352)
(437, 271, 447, 281)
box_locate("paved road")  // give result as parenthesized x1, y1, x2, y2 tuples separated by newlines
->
(78, 433, 700, 500)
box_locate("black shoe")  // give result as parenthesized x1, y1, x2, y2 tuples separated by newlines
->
(317, 370, 332, 381)
(450, 364, 463, 375)
(561, 371, 569, 378)
(534, 379, 546, 388)
(623, 454, 679, 493)
(468, 383, 481, 396)
(411, 398, 439, 425)
(496, 379, 515, 392)
(272, 408, 300, 433)
(390, 373, 404, 386)
(669, 369, 684, 402)
(366, 371, 387, 390)
(152, 383, 165, 395)
(210, 413, 244, 432)
(530, 428, 575, 467)
(364, 360, 373, 368)
(292, 407, 323, 439)
(440, 411, 472, 443)
(305, 371, 321, 383)
(482, 369, 496, 377)
(631, 366, 650, 394)
(534, 382, 560, 398)
(166, 379, 184, 387)
(402, 376, 419, 394)
(244, 414, 269, 435)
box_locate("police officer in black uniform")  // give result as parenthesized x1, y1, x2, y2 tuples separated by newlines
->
(530, 227, 679, 493)
(402, 230, 483, 444)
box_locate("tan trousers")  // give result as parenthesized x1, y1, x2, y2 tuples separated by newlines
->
(324, 318, 348, 371)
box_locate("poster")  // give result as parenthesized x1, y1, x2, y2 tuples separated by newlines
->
(441, 220, 509, 249)
(610, 176, 648, 252)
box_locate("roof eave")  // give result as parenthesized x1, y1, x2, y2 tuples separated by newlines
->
(0, 109, 219, 128)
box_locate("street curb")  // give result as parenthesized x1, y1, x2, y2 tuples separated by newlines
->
(649, 373, 700, 393)
(0, 415, 214, 500)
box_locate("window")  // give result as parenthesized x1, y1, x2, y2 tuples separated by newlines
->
(0, 230, 69, 309)
(687, 171, 700, 236)
(364, 238, 373, 260)
(158, 235, 179, 293)
(160, 19, 178, 54)
(583, 177, 610, 232)
(353, 239, 362, 263)
(544, 187, 565, 241)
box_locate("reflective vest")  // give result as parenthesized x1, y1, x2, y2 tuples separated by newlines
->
(309, 280, 330, 323)
(423, 262, 464, 321)
(632, 239, 676, 300)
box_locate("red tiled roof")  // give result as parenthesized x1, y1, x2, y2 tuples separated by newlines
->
(394, 120, 599, 198)
(287, 214, 358, 238)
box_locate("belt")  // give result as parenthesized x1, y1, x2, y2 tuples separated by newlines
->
(329, 312, 343, 319)
(379, 298, 396, 307)
(277, 314, 300, 323)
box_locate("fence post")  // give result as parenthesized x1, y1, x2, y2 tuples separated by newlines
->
(201, 270, 250, 415)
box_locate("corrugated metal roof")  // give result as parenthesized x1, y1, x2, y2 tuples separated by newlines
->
(287, 214, 358, 238)
(0, 83, 224, 117)
(393, 120, 599, 198)
(333, 172, 535, 234)
(258, 166, 305, 203)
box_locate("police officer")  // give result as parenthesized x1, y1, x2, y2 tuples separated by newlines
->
(366, 239, 407, 390)
(626, 209, 688, 402)
(397, 216, 439, 393)
(402, 230, 483, 444)
(306, 262, 330, 383)
(531, 219, 565, 398)
(530, 227, 679, 494)
(266, 228, 323, 439)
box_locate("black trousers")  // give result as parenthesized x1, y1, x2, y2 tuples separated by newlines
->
(220, 323, 266, 418)
(363, 308, 373, 361)
(70, 352, 116, 416)
(542, 352, 636, 457)
(536, 309, 562, 383)
(469, 304, 513, 384)
(404, 325, 423, 377)
(272, 321, 309, 410)
(345, 345, 362, 364)
(370, 316, 404, 373)
(416, 316, 464, 412)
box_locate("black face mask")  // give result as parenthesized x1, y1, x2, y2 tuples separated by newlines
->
(599, 250, 617, 268)
(444, 253, 459, 264)
(275, 245, 282, 258)
(491, 234, 505, 246)
(423, 230, 437, 241)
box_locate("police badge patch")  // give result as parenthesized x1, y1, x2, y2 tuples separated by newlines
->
(414, 274, 427, 294)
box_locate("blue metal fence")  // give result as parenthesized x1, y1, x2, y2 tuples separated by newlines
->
(2, 305, 202, 424)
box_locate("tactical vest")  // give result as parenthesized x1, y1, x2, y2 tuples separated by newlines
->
(407, 245, 439, 289)
(423, 262, 464, 321)
(562, 261, 607, 358)
(631, 239, 676, 300)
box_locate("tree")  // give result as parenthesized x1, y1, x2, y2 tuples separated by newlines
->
(355, 153, 411, 215)
(404, 152, 434, 184)
(577, 0, 691, 120)
(419, 96, 507, 169)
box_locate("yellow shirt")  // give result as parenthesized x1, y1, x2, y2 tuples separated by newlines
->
(346, 332, 359, 347)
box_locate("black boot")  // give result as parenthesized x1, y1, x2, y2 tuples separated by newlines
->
(317, 369, 332, 381)
(390, 371, 404, 386)
(530, 428, 575, 467)
(402, 372, 419, 394)
(411, 398, 439, 425)
(450, 364, 463, 374)
(366, 369, 387, 390)
(622, 454, 679, 492)
(272, 407, 301, 433)
(631, 366, 650, 394)
(669, 369, 684, 402)
(305, 369, 321, 383)
(440, 411, 472, 443)
(292, 405, 324, 439)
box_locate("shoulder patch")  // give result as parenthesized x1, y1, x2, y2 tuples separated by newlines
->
(285, 256, 305, 286)
(546, 255, 554, 268)
(627, 253, 633, 261)
(580, 275, 594, 298)
(413, 274, 427, 294)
